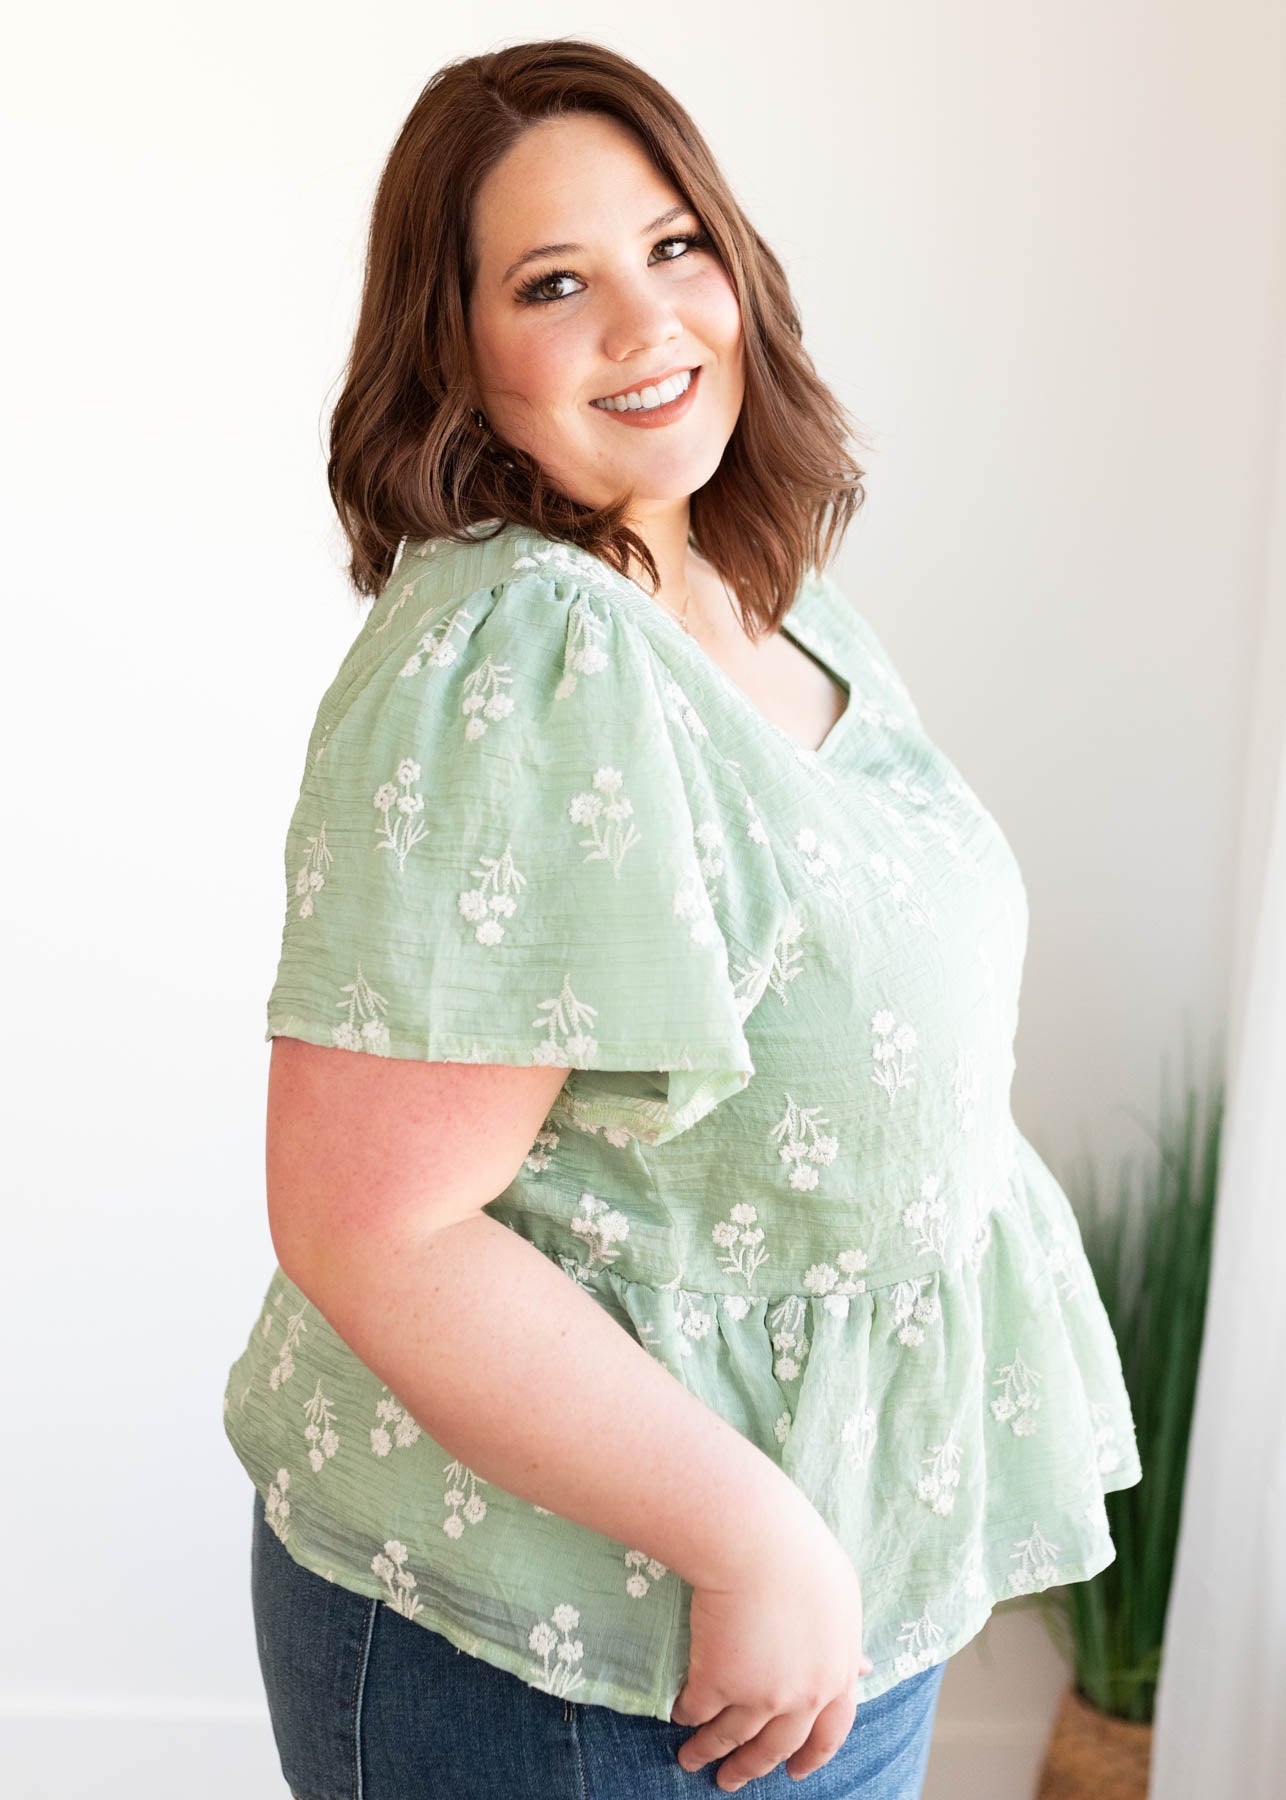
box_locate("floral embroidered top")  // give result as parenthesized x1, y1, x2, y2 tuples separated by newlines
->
(222, 516, 1142, 1718)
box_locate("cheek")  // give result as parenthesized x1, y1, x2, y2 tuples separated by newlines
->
(474, 314, 579, 414)
(692, 267, 743, 357)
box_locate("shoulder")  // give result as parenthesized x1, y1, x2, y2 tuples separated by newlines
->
(356, 521, 720, 758)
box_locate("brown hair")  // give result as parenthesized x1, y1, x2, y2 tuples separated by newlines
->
(327, 37, 873, 636)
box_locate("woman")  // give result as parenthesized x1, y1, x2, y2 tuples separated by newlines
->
(223, 38, 1142, 1800)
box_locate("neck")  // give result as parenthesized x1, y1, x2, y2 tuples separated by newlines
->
(625, 501, 694, 621)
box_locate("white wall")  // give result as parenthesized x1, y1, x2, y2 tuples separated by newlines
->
(5, 3, 1283, 1795)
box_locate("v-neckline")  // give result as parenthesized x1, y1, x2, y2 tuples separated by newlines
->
(658, 580, 857, 764)
(442, 524, 859, 764)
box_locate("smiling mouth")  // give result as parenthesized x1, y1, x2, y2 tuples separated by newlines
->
(589, 367, 698, 413)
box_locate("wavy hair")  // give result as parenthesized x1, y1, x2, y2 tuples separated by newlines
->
(327, 37, 873, 634)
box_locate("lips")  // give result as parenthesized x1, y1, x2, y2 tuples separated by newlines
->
(591, 365, 698, 404)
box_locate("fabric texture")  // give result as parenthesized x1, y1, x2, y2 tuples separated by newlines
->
(250, 1484, 948, 1799)
(223, 516, 1143, 1720)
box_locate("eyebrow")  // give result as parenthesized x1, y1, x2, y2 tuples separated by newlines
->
(499, 204, 694, 287)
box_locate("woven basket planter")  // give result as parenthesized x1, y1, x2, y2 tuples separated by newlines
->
(1035, 1684, 1153, 1799)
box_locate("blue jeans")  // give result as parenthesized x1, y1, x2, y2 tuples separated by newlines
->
(250, 1487, 947, 1799)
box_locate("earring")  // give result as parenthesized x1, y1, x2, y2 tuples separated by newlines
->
(471, 407, 488, 431)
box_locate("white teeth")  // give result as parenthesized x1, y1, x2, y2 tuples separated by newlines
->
(592, 368, 693, 412)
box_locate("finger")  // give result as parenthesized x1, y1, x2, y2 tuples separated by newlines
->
(671, 1691, 722, 1728)
(704, 1710, 820, 1792)
(676, 1704, 774, 1775)
(785, 1690, 859, 1780)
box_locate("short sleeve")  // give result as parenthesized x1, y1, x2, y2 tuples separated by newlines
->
(264, 562, 789, 1145)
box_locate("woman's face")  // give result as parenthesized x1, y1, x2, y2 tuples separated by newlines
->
(465, 112, 745, 525)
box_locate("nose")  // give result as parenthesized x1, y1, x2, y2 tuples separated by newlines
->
(599, 278, 685, 370)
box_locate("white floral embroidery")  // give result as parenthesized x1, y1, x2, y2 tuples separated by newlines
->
(886, 771, 935, 808)
(294, 823, 332, 919)
(373, 577, 419, 635)
(866, 790, 926, 858)
(871, 1009, 917, 1105)
(557, 1104, 636, 1151)
(769, 1294, 810, 1382)
(662, 674, 710, 739)
(903, 1174, 950, 1258)
(770, 1095, 840, 1191)
(803, 1251, 870, 1317)
(774, 1410, 794, 1447)
(267, 1299, 307, 1390)
(894, 1604, 945, 1677)
(553, 597, 611, 700)
(849, 687, 904, 734)
(762, 909, 807, 1003)
(370, 1388, 423, 1457)
(398, 602, 478, 678)
(264, 1469, 291, 1543)
(302, 1378, 340, 1472)
(532, 975, 598, 1064)
(1090, 1400, 1122, 1474)
(915, 807, 985, 883)
(675, 1291, 716, 1353)
(372, 759, 428, 871)
(728, 948, 776, 1022)
(527, 1602, 586, 1696)
(961, 1541, 987, 1599)
(891, 1277, 941, 1347)
(791, 740, 842, 784)
(624, 1548, 669, 1599)
(568, 1192, 631, 1270)
(841, 1404, 878, 1471)
(372, 1539, 424, 1618)
(510, 544, 612, 699)
(312, 720, 333, 767)
(635, 1315, 667, 1362)
(990, 1351, 1042, 1434)
(916, 1432, 962, 1515)
(568, 768, 641, 875)
(462, 656, 518, 739)
(693, 820, 725, 911)
(744, 792, 770, 845)
(459, 843, 527, 943)
(333, 963, 391, 1054)
(721, 1293, 752, 1321)
(711, 1202, 768, 1286)
(1043, 1219, 1086, 1303)
(523, 1123, 561, 1173)
(942, 771, 987, 816)
(953, 1045, 981, 1133)
(443, 1458, 489, 1538)
(967, 1203, 994, 1273)
(1008, 1521, 1061, 1591)
(673, 871, 720, 945)
(868, 850, 938, 935)
(512, 536, 612, 595)
(794, 825, 850, 903)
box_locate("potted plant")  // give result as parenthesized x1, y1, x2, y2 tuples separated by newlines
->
(1008, 1039, 1224, 1798)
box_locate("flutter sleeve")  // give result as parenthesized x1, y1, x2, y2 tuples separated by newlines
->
(264, 560, 788, 1145)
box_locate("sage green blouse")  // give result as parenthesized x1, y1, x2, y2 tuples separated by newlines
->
(222, 517, 1142, 1718)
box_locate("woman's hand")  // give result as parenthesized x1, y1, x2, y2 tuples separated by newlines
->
(669, 1511, 873, 1791)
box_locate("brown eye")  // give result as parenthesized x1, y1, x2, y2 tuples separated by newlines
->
(514, 230, 711, 307)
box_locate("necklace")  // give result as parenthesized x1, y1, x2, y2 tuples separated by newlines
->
(653, 586, 693, 635)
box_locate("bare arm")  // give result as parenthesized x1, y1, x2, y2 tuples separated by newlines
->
(267, 1037, 827, 1590)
